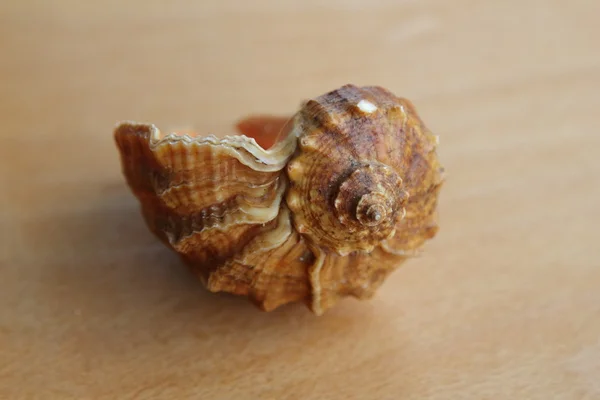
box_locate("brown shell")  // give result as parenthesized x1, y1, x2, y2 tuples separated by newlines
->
(114, 84, 444, 315)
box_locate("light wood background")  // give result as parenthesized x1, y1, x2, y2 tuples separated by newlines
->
(1, 1, 599, 399)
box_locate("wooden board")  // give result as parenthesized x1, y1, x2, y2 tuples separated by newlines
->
(1, 1, 599, 398)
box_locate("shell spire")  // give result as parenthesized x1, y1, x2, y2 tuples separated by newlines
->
(114, 84, 444, 315)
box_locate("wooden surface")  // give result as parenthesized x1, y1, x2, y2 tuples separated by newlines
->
(1, 1, 599, 399)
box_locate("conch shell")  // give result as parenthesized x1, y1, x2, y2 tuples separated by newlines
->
(114, 85, 444, 315)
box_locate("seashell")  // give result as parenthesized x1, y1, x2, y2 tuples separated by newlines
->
(114, 84, 444, 315)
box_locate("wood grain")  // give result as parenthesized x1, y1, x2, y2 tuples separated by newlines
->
(1, 1, 599, 399)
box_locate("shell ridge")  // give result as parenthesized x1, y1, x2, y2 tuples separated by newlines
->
(172, 178, 287, 243)
(308, 246, 326, 316)
(117, 121, 297, 172)
(379, 240, 419, 257)
(156, 176, 280, 205)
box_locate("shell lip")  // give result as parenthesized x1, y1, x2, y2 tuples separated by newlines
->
(114, 119, 300, 172)
(115, 120, 294, 153)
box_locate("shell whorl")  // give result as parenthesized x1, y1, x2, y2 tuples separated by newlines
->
(286, 85, 415, 256)
(333, 162, 408, 245)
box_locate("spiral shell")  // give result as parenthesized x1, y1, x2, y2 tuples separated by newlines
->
(114, 84, 444, 314)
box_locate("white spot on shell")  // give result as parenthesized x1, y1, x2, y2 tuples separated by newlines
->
(399, 105, 406, 118)
(357, 99, 377, 113)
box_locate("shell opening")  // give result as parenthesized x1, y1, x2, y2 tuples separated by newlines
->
(235, 116, 294, 150)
